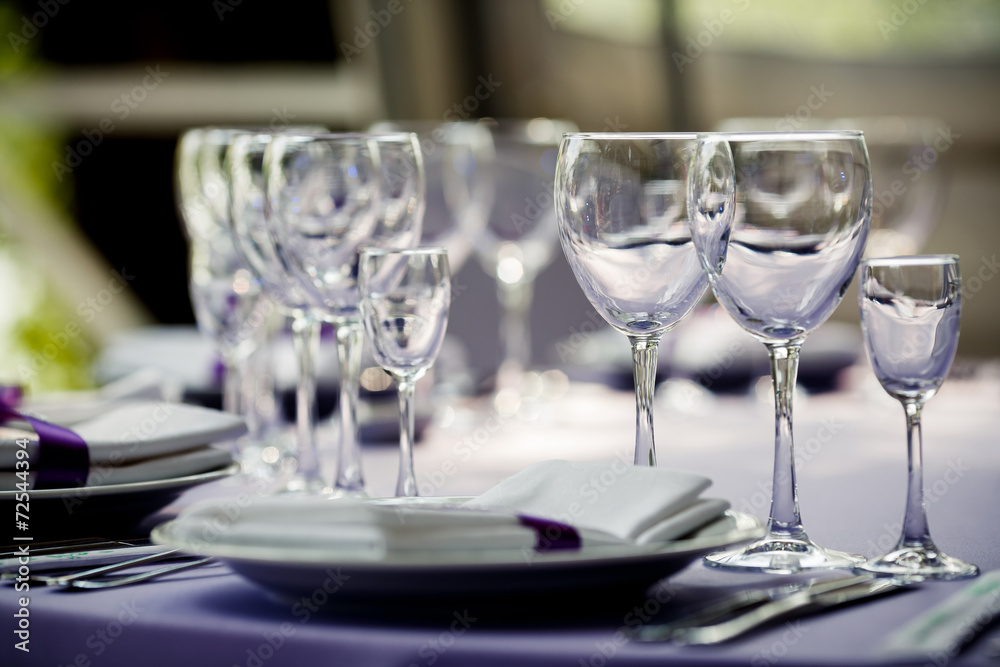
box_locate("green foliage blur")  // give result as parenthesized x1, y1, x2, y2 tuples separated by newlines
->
(0, 3, 96, 393)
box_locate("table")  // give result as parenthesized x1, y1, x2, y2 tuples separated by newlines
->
(5, 372, 1000, 666)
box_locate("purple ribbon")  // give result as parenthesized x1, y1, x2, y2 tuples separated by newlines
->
(517, 514, 582, 551)
(1, 386, 90, 490)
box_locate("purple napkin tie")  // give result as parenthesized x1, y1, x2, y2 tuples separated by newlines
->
(1, 385, 90, 489)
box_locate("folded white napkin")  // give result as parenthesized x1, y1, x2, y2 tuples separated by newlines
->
(464, 459, 729, 543)
(171, 459, 728, 558)
(0, 401, 244, 486)
(0, 446, 233, 488)
(20, 368, 173, 426)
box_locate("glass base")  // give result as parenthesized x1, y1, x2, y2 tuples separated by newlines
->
(704, 535, 865, 574)
(275, 475, 332, 496)
(857, 545, 979, 581)
(325, 486, 370, 500)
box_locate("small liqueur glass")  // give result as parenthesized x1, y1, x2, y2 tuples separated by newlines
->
(359, 247, 450, 497)
(857, 254, 978, 580)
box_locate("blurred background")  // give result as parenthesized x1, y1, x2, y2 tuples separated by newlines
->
(1, 0, 999, 393)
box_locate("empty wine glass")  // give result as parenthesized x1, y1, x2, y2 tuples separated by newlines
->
(359, 247, 450, 496)
(690, 131, 872, 572)
(174, 127, 268, 426)
(265, 132, 424, 496)
(227, 126, 331, 493)
(857, 255, 978, 580)
(718, 116, 949, 257)
(368, 120, 495, 273)
(555, 133, 709, 465)
(475, 118, 577, 404)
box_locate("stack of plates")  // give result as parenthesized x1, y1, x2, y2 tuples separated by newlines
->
(1, 400, 244, 535)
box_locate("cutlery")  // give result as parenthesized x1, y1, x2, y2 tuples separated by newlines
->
(635, 575, 910, 644)
(63, 557, 217, 590)
(637, 576, 859, 636)
(2, 543, 168, 577)
(878, 569, 1000, 661)
(1, 536, 149, 560)
(28, 549, 184, 586)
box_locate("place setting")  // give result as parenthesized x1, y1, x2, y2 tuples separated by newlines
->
(3, 124, 994, 663)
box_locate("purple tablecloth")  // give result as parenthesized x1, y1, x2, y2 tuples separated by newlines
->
(5, 376, 1000, 666)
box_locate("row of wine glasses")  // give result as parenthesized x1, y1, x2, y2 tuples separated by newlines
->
(177, 126, 428, 497)
(176, 118, 574, 498)
(556, 130, 975, 580)
(175, 127, 275, 466)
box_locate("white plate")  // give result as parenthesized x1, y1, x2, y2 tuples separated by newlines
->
(152, 498, 763, 601)
(1, 464, 239, 534)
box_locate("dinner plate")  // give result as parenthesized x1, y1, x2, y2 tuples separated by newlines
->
(1, 463, 239, 537)
(152, 498, 764, 603)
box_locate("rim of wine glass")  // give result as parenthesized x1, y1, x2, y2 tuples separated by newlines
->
(861, 253, 959, 268)
(478, 117, 578, 145)
(717, 116, 948, 146)
(359, 246, 448, 258)
(561, 132, 698, 141)
(701, 130, 865, 142)
(269, 131, 420, 143)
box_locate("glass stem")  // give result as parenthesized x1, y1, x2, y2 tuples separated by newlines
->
(497, 279, 532, 386)
(291, 312, 322, 488)
(395, 376, 418, 497)
(630, 336, 660, 466)
(240, 344, 264, 443)
(220, 352, 243, 458)
(900, 400, 932, 547)
(221, 354, 241, 416)
(334, 318, 366, 493)
(765, 343, 806, 540)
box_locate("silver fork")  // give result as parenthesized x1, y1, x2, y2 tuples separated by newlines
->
(64, 557, 216, 590)
(30, 549, 185, 586)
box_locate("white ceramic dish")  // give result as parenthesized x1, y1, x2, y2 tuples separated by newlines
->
(152, 497, 763, 602)
(1, 464, 239, 534)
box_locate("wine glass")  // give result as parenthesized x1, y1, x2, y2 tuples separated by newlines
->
(474, 118, 578, 405)
(555, 133, 709, 465)
(368, 120, 495, 273)
(359, 247, 450, 496)
(264, 131, 424, 496)
(174, 128, 269, 426)
(717, 116, 949, 257)
(227, 126, 331, 493)
(690, 131, 872, 572)
(857, 255, 978, 580)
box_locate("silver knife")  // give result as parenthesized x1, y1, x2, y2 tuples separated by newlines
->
(637, 575, 907, 645)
